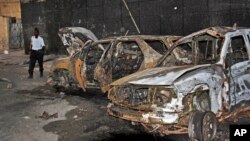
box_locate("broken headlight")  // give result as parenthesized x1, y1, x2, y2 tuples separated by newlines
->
(153, 87, 176, 106)
(131, 88, 149, 104)
(115, 86, 150, 105)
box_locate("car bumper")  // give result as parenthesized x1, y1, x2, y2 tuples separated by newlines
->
(107, 103, 180, 124)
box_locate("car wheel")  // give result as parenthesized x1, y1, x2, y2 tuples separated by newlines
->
(202, 111, 217, 141)
(188, 111, 217, 141)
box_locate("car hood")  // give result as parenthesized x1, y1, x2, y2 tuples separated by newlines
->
(111, 64, 211, 86)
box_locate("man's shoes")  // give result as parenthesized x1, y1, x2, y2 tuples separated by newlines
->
(28, 70, 33, 79)
(28, 75, 33, 79)
(40, 73, 43, 78)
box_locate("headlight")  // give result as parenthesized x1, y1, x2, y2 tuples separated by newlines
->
(154, 87, 176, 106)
(132, 88, 149, 104)
(110, 86, 177, 107)
(113, 86, 150, 105)
(118, 86, 131, 101)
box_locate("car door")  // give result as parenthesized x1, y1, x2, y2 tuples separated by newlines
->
(77, 41, 109, 90)
(112, 40, 145, 78)
(94, 40, 116, 92)
(226, 34, 250, 107)
(94, 40, 144, 92)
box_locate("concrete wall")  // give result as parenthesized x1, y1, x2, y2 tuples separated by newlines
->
(0, 0, 21, 52)
(0, 16, 9, 52)
(0, 0, 21, 18)
(20, 0, 250, 54)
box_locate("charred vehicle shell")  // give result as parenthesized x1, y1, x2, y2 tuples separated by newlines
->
(57, 27, 100, 56)
(48, 32, 181, 93)
(47, 38, 112, 92)
(108, 27, 250, 140)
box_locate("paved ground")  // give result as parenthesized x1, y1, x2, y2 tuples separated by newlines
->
(0, 50, 189, 141)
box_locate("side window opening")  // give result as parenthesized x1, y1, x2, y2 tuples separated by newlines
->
(230, 35, 248, 65)
(197, 40, 215, 64)
(112, 41, 144, 80)
(171, 43, 193, 65)
(85, 43, 106, 81)
(144, 40, 168, 54)
(86, 43, 107, 65)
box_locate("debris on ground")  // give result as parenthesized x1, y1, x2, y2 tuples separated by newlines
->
(36, 111, 58, 120)
(23, 116, 31, 120)
(59, 92, 66, 98)
(0, 77, 13, 89)
(73, 115, 78, 119)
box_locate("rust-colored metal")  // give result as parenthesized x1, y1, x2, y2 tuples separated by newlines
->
(141, 123, 188, 135)
(75, 58, 86, 91)
(218, 106, 250, 122)
(49, 34, 181, 93)
(94, 61, 112, 93)
(50, 57, 72, 72)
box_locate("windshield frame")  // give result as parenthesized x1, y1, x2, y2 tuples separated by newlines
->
(157, 34, 225, 67)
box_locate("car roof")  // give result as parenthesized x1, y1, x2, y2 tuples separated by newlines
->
(92, 35, 181, 45)
(114, 35, 181, 41)
(156, 26, 246, 66)
(175, 26, 240, 45)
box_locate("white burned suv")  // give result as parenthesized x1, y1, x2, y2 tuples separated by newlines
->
(107, 27, 250, 141)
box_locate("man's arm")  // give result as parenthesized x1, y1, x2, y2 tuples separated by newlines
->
(30, 37, 33, 50)
(41, 37, 45, 51)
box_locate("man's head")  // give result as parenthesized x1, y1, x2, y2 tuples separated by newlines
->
(34, 27, 39, 38)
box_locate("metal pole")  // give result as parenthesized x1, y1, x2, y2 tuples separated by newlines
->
(122, 0, 140, 34)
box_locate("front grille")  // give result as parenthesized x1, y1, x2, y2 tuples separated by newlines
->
(112, 86, 176, 107)
(117, 86, 150, 105)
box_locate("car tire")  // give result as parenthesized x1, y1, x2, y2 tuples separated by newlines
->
(188, 111, 217, 141)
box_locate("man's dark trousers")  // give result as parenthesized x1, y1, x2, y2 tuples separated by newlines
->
(28, 50, 44, 78)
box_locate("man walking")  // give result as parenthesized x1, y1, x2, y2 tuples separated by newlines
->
(28, 27, 45, 79)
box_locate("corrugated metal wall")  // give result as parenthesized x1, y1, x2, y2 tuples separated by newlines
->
(21, 0, 250, 54)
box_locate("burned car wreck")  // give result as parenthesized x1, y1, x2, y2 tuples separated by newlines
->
(47, 38, 112, 92)
(48, 34, 181, 93)
(107, 27, 250, 141)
